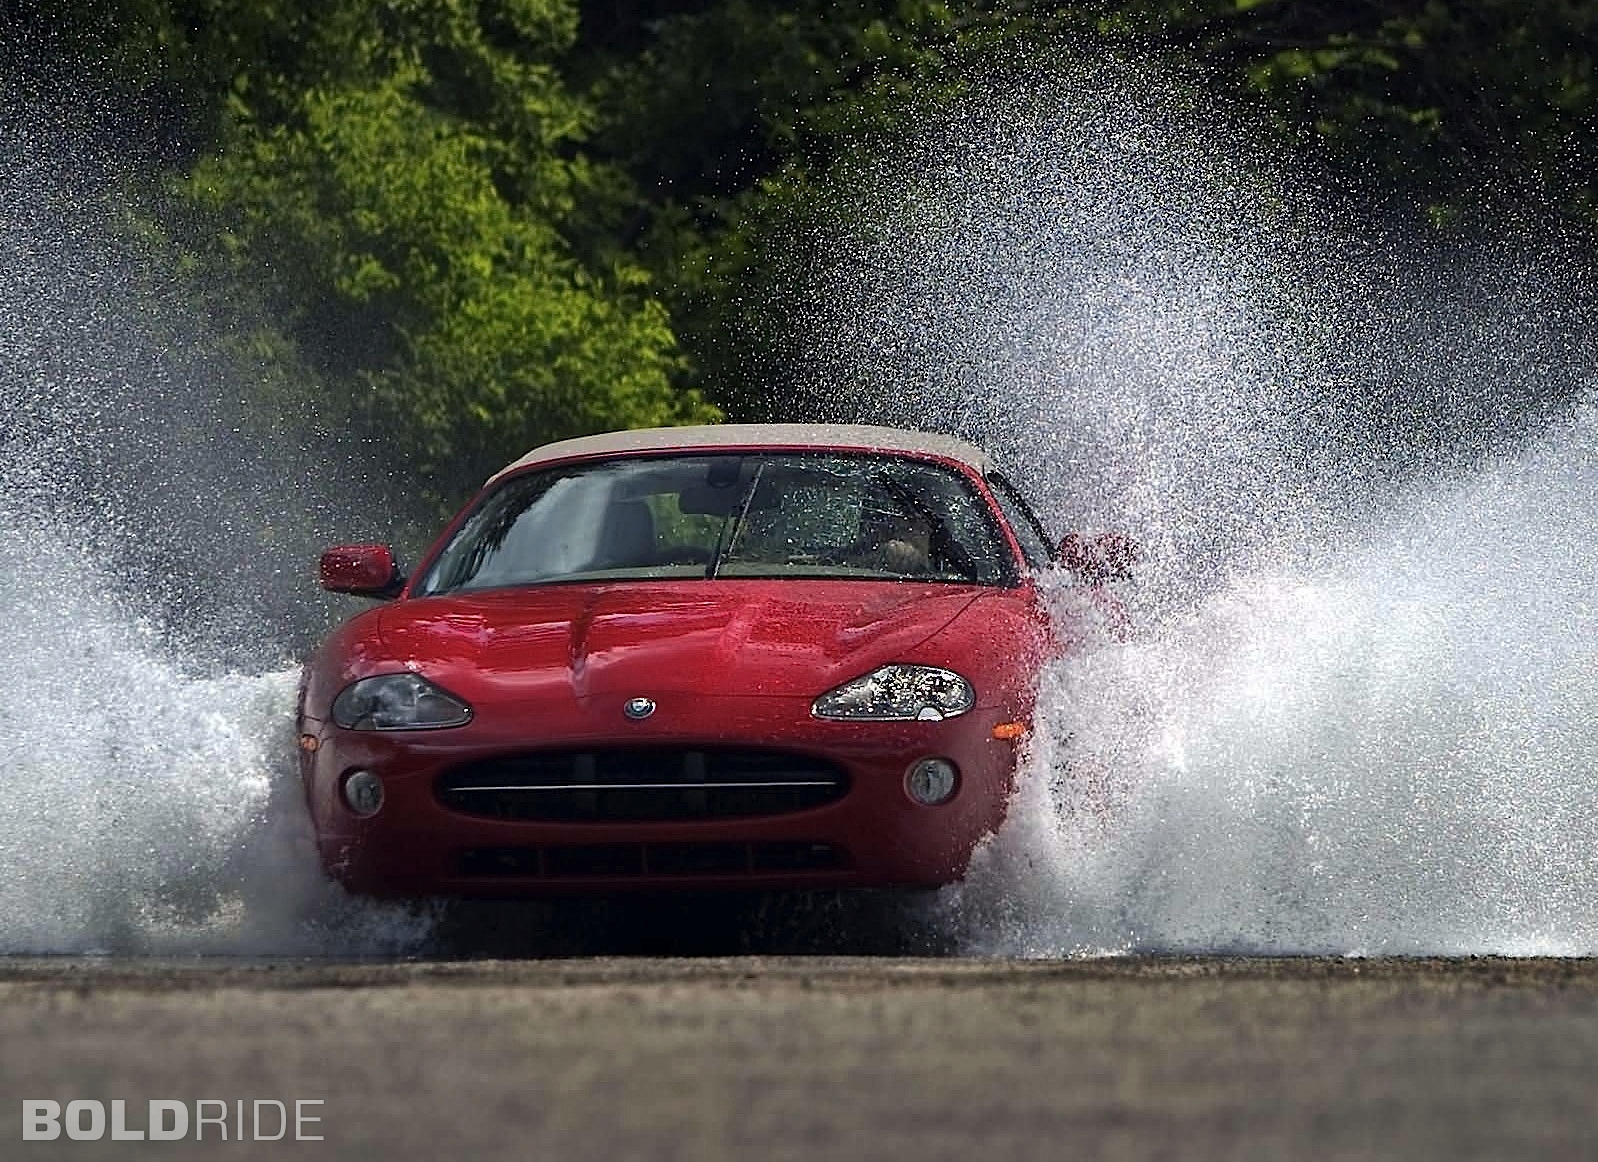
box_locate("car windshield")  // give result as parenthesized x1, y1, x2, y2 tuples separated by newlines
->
(415, 452, 1017, 594)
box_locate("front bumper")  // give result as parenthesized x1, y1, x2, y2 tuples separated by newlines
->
(300, 695, 1022, 898)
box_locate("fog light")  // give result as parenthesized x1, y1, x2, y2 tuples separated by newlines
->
(905, 758, 958, 806)
(342, 770, 384, 817)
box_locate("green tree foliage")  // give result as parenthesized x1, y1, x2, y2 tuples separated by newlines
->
(1122, 1, 1598, 227)
(14, 0, 1598, 464)
(569, 1, 1598, 415)
(24, 0, 715, 500)
(576, 1, 992, 417)
(185, 65, 708, 494)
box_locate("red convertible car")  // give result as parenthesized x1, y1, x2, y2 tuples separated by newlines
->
(298, 424, 1126, 898)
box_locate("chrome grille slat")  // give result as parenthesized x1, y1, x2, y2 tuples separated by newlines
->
(456, 841, 848, 878)
(437, 747, 849, 822)
(450, 780, 841, 792)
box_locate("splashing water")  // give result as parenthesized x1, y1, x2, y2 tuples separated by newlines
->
(0, 82, 429, 955)
(791, 62, 1598, 954)
(953, 402, 1598, 955)
(0, 509, 436, 954)
(7, 520, 306, 951)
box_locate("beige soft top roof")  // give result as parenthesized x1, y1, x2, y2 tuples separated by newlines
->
(491, 423, 992, 482)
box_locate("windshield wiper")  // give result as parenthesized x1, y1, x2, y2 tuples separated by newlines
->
(706, 462, 765, 579)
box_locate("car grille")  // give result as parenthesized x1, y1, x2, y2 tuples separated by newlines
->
(436, 747, 849, 822)
(456, 841, 847, 879)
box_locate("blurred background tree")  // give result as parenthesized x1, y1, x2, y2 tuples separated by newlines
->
(574, 0, 1598, 421)
(8, 0, 1598, 500)
(9, 0, 715, 501)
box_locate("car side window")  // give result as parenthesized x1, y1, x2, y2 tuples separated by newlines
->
(986, 473, 1054, 570)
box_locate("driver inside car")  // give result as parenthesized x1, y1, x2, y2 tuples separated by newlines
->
(850, 501, 934, 575)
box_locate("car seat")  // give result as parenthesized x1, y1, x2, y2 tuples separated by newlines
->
(592, 499, 657, 569)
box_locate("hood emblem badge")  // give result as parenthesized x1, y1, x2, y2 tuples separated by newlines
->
(623, 697, 657, 721)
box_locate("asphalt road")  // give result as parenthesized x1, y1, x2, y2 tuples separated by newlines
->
(5, 956, 1598, 1160)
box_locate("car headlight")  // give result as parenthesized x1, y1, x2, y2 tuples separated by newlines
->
(812, 665, 975, 722)
(331, 673, 473, 731)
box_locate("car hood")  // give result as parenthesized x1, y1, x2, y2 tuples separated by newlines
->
(375, 580, 982, 700)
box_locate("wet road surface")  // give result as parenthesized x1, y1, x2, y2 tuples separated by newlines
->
(4, 956, 1597, 1160)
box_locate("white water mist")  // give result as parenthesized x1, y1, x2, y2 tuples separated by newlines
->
(794, 61, 1598, 954)
(954, 401, 1598, 954)
(0, 512, 430, 955)
(0, 88, 427, 955)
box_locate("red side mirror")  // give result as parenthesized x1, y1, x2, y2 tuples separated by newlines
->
(319, 544, 403, 598)
(1057, 531, 1138, 583)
